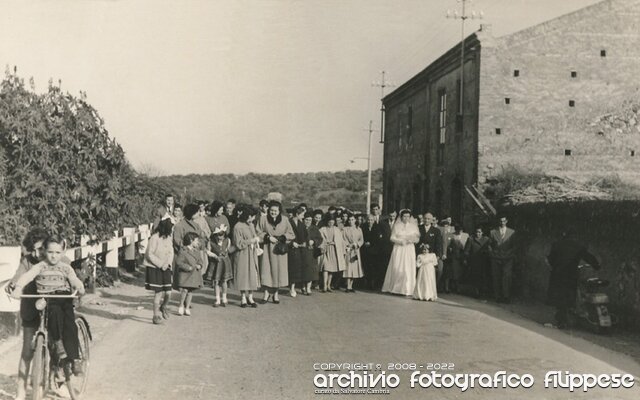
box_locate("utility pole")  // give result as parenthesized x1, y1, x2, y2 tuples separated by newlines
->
(447, 1, 483, 124)
(364, 120, 377, 213)
(372, 71, 395, 143)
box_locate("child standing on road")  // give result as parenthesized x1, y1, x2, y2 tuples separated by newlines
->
(210, 227, 233, 307)
(175, 232, 204, 316)
(413, 244, 438, 301)
(11, 235, 86, 374)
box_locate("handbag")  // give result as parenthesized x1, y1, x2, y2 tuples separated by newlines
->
(273, 242, 289, 255)
(313, 247, 323, 258)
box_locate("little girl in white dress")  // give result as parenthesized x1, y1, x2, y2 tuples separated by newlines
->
(414, 244, 438, 301)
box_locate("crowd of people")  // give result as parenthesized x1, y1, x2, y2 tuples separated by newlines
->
(143, 194, 524, 324)
(2, 192, 602, 399)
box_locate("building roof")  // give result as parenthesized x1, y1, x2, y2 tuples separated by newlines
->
(383, 0, 620, 105)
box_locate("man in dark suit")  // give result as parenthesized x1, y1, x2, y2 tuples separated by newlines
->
(376, 210, 396, 290)
(419, 212, 443, 283)
(489, 215, 517, 303)
(547, 230, 600, 329)
(153, 194, 175, 228)
(362, 214, 383, 289)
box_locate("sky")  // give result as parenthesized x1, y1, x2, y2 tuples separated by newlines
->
(0, 0, 602, 175)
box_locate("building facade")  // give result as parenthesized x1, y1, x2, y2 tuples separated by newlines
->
(382, 0, 640, 227)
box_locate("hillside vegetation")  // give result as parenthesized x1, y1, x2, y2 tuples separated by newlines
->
(151, 169, 383, 211)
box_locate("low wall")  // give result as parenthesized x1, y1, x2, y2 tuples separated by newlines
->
(502, 201, 640, 330)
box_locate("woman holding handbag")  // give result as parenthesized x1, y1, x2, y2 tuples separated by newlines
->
(256, 201, 295, 304)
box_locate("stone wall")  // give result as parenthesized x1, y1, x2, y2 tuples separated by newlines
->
(477, 0, 640, 185)
(503, 200, 640, 331)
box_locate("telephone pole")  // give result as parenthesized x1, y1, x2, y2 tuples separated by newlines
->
(364, 120, 377, 213)
(447, 0, 483, 122)
(372, 71, 395, 143)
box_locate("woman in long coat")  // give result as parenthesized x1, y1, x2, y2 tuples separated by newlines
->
(301, 211, 323, 295)
(233, 206, 261, 308)
(342, 214, 364, 292)
(287, 206, 306, 297)
(464, 227, 491, 297)
(173, 204, 208, 290)
(257, 200, 295, 304)
(319, 214, 346, 292)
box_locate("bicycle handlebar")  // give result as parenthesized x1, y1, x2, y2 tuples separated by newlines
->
(14, 290, 79, 299)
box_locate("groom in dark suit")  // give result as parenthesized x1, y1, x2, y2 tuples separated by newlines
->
(377, 209, 396, 290)
(489, 215, 517, 303)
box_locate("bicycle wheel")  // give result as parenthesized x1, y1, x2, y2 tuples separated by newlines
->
(68, 317, 91, 397)
(31, 335, 46, 400)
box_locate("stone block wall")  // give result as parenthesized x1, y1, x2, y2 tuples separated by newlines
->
(477, 0, 640, 184)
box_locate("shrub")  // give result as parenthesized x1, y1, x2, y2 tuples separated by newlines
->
(0, 68, 162, 246)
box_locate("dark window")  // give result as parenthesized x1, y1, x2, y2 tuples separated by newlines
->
(407, 105, 413, 140)
(505, 98, 511, 105)
(600, 50, 606, 57)
(630, 150, 635, 157)
(495, 128, 501, 135)
(571, 71, 577, 78)
(438, 90, 447, 145)
(456, 79, 462, 114)
(565, 149, 572, 156)
(513, 70, 520, 77)
(569, 100, 575, 107)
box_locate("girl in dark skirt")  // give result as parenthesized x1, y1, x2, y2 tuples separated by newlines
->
(175, 232, 204, 316)
(210, 227, 233, 307)
(143, 218, 175, 324)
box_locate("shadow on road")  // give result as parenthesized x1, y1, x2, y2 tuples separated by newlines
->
(436, 294, 640, 376)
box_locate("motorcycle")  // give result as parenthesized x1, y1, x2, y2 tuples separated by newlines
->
(572, 264, 613, 334)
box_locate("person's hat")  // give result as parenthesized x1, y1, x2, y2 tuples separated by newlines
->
(213, 225, 226, 235)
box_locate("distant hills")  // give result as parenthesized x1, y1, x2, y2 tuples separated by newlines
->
(150, 169, 383, 212)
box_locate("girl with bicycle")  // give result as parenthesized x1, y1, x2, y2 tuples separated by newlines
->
(11, 235, 86, 377)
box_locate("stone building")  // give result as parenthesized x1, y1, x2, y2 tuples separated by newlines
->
(382, 0, 640, 227)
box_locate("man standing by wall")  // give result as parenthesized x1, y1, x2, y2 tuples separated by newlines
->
(489, 215, 517, 303)
(547, 230, 600, 329)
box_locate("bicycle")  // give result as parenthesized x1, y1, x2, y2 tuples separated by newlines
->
(18, 291, 92, 400)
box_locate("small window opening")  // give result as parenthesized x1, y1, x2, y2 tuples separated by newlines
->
(600, 50, 606, 57)
(571, 71, 577, 78)
(495, 128, 502, 135)
(513, 70, 520, 77)
(565, 149, 572, 156)
(630, 150, 635, 157)
(505, 98, 511, 105)
(569, 100, 575, 107)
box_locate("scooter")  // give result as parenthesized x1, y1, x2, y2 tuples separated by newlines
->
(572, 264, 613, 333)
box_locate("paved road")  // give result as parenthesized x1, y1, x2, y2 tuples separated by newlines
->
(2, 283, 640, 399)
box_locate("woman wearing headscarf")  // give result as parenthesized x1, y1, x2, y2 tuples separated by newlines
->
(256, 200, 295, 304)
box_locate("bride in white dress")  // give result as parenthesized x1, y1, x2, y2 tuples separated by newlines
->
(381, 209, 420, 296)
